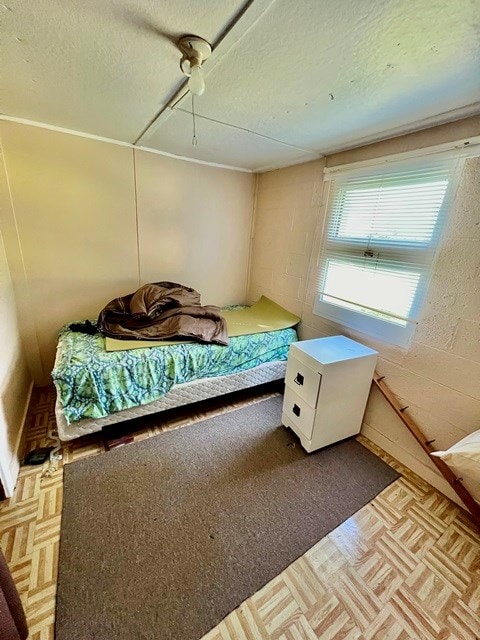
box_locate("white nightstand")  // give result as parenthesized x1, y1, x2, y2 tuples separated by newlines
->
(282, 336, 378, 452)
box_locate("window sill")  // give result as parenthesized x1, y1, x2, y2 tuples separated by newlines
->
(313, 297, 415, 349)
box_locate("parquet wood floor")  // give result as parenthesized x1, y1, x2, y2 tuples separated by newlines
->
(1, 386, 479, 639)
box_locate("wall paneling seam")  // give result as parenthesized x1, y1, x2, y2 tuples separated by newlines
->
(246, 173, 259, 300)
(132, 149, 141, 287)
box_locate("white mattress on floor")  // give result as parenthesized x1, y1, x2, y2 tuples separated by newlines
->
(56, 360, 286, 441)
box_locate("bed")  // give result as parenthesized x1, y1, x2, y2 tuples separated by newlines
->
(53, 315, 297, 441)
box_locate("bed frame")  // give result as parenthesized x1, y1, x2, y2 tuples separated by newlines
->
(56, 360, 286, 441)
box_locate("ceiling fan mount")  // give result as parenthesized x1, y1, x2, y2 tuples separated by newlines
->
(177, 35, 212, 74)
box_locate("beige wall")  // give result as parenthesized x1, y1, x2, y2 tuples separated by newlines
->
(0, 122, 140, 386)
(0, 143, 31, 495)
(135, 149, 253, 306)
(248, 117, 480, 504)
(0, 122, 254, 386)
(249, 158, 326, 317)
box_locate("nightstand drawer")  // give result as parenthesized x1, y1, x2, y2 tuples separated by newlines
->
(283, 387, 315, 439)
(285, 355, 321, 408)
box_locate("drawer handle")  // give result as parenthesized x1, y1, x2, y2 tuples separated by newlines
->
(292, 404, 301, 417)
(294, 373, 304, 386)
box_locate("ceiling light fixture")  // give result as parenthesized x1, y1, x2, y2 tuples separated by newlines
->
(178, 35, 212, 97)
(177, 35, 212, 146)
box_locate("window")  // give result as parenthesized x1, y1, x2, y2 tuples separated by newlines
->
(314, 155, 461, 347)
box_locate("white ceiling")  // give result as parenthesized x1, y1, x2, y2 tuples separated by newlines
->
(1, 0, 479, 171)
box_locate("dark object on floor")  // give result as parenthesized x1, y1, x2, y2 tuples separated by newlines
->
(0, 549, 28, 640)
(24, 447, 54, 465)
(56, 397, 399, 640)
(102, 422, 137, 450)
(103, 434, 135, 451)
(68, 320, 97, 335)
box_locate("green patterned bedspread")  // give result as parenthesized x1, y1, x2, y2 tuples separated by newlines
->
(52, 321, 297, 425)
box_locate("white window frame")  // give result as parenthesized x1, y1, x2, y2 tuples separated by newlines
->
(313, 150, 471, 348)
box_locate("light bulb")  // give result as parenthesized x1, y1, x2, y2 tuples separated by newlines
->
(188, 63, 205, 96)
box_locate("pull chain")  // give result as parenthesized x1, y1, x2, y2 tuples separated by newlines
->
(191, 93, 198, 146)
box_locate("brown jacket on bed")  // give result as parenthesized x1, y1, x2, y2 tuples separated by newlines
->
(97, 282, 229, 345)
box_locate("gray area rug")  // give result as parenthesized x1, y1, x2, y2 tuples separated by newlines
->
(56, 396, 399, 640)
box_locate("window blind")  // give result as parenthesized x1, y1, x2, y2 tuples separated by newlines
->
(314, 156, 460, 345)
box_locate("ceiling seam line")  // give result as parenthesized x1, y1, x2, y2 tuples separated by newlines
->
(133, 0, 261, 145)
(133, 83, 188, 145)
(174, 107, 320, 154)
(133, 0, 278, 146)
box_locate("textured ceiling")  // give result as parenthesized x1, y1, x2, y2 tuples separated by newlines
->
(1, 0, 480, 171)
(0, 0, 248, 141)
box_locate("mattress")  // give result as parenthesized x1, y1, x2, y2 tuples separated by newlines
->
(53, 318, 297, 426)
